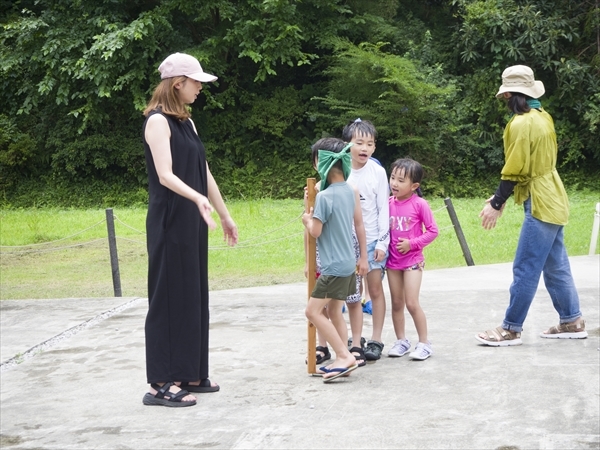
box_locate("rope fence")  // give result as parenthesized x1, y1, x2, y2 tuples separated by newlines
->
(0, 238, 107, 255)
(0, 213, 304, 253)
(0, 220, 106, 249)
(3, 199, 597, 298)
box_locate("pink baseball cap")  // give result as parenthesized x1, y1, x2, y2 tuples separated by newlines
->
(158, 53, 218, 82)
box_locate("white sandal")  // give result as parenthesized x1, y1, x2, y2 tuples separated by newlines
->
(540, 319, 587, 339)
(475, 326, 522, 347)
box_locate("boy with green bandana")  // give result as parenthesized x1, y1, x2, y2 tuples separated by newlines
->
(303, 137, 368, 382)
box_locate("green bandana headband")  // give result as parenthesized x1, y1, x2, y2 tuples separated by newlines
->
(317, 143, 353, 191)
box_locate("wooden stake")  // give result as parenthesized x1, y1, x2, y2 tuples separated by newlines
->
(444, 197, 475, 266)
(306, 178, 317, 374)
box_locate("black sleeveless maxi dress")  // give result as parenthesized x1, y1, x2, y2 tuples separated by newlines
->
(143, 110, 210, 384)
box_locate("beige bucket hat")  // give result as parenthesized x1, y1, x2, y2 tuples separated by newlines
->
(495, 65, 545, 99)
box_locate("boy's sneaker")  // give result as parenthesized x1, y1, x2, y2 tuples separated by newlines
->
(409, 341, 432, 361)
(388, 339, 411, 357)
(364, 340, 384, 361)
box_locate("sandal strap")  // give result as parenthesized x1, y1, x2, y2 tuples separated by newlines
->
(350, 347, 365, 362)
(366, 340, 384, 350)
(169, 388, 191, 402)
(498, 327, 520, 340)
(150, 382, 174, 399)
(559, 320, 585, 333)
(181, 379, 214, 389)
(498, 328, 512, 339)
(484, 328, 502, 341)
(486, 327, 519, 341)
(150, 382, 190, 402)
(349, 346, 365, 357)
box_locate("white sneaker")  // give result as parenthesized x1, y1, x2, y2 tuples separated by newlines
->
(409, 341, 432, 360)
(388, 339, 411, 357)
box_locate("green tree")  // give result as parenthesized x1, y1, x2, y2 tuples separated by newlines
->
(452, 0, 600, 171)
(0, 0, 356, 203)
(1, 0, 597, 206)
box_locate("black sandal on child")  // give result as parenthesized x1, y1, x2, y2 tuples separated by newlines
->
(180, 379, 220, 393)
(350, 347, 366, 367)
(142, 382, 196, 407)
(315, 346, 331, 365)
(305, 346, 331, 365)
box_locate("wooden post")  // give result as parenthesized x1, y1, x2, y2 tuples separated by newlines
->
(444, 198, 475, 266)
(306, 178, 317, 374)
(105, 208, 122, 297)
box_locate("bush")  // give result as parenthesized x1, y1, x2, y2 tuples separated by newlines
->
(0, 115, 40, 190)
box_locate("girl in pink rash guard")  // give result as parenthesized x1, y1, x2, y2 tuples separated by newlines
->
(386, 158, 438, 361)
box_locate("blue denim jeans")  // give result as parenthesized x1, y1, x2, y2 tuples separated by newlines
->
(502, 199, 582, 332)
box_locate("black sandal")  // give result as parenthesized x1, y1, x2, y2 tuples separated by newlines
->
(315, 346, 331, 365)
(305, 346, 331, 365)
(350, 347, 366, 367)
(142, 382, 196, 407)
(180, 379, 220, 393)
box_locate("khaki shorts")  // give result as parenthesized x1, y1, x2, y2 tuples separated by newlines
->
(311, 273, 357, 301)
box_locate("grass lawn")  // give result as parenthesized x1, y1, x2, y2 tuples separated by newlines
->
(1, 192, 598, 300)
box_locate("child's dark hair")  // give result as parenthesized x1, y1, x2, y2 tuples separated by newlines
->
(390, 158, 424, 197)
(342, 118, 377, 142)
(507, 92, 532, 115)
(311, 137, 347, 172)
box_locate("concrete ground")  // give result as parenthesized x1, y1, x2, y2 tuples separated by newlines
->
(1, 255, 598, 450)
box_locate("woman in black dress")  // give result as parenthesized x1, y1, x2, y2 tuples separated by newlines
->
(141, 53, 238, 407)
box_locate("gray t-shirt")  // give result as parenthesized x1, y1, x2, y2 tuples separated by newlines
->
(312, 181, 355, 277)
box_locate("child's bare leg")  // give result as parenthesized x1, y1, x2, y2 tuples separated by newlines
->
(326, 301, 355, 368)
(327, 300, 348, 346)
(362, 276, 370, 301)
(317, 307, 329, 347)
(347, 301, 365, 365)
(387, 269, 407, 340)
(307, 298, 355, 369)
(368, 269, 386, 342)
(347, 302, 363, 346)
(403, 270, 427, 343)
(317, 331, 327, 348)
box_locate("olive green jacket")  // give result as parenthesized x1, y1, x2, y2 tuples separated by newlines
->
(501, 108, 569, 225)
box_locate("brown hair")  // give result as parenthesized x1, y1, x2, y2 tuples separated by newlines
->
(143, 76, 191, 121)
(507, 92, 531, 115)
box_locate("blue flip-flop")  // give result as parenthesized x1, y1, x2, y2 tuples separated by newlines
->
(323, 363, 358, 383)
(311, 366, 332, 377)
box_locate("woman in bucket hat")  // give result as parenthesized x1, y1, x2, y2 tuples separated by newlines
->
(475, 65, 587, 346)
(141, 53, 238, 407)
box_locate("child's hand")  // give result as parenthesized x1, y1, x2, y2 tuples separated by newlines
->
(396, 238, 410, 254)
(302, 207, 314, 227)
(356, 256, 368, 277)
(373, 249, 386, 262)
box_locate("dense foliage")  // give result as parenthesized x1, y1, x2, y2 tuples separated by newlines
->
(1, 0, 598, 206)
